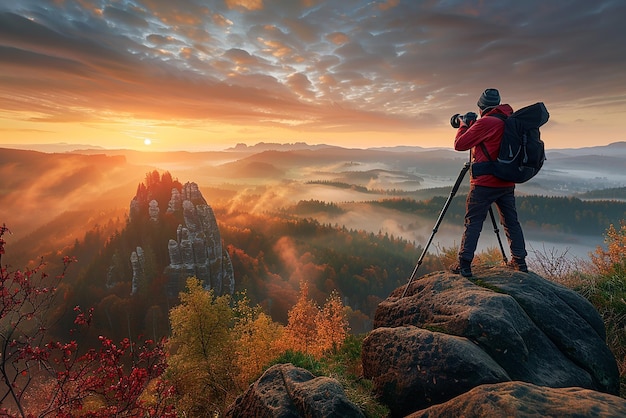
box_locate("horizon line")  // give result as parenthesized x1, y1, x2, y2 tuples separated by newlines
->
(2, 140, 625, 154)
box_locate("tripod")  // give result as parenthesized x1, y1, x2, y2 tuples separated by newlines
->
(400, 158, 508, 298)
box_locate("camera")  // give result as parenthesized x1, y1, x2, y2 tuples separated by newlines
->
(450, 112, 477, 128)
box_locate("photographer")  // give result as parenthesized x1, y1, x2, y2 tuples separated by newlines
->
(450, 88, 527, 277)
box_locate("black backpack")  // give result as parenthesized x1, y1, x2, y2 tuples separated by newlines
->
(472, 102, 549, 183)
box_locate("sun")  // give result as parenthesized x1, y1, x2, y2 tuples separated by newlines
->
(144, 138, 152, 146)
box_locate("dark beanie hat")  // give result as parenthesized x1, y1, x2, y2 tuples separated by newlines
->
(477, 88, 500, 109)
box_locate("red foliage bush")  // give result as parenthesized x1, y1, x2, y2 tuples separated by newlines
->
(0, 224, 175, 417)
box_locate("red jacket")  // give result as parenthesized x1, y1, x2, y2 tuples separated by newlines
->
(454, 104, 515, 187)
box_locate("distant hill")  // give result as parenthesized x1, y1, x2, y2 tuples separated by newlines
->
(225, 141, 626, 156)
(213, 160, 285, 178)
(2, 142, 107, 153)
(226, 141, 341, 152)
(214, 147, 463, 178)
(5, 140, 625, 155)
(546, 141, 626, 158)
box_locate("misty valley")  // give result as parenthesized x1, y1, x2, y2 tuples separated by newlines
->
(1, 142, 625, 415)
(2, 143, 625, 331)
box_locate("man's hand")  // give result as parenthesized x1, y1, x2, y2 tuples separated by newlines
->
(459, 112, 477, 127)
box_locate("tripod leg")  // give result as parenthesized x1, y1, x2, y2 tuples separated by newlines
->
(488, 206, 508, 263)
(401, 162, 470, 298)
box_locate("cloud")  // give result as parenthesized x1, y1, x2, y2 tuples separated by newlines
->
(103, 5, 149, 28)
(1, 1, 625, 148)
(226, 0, 264, 12)
(287, 73, 315, 99)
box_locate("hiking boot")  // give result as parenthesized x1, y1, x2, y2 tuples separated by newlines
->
(450, 259, 472, 277)
(508, 258, 528, 272)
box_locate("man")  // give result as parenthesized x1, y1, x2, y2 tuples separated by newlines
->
(450, 88, 527, 277)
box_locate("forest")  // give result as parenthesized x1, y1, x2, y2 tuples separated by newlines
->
(371, 194, 626, 236)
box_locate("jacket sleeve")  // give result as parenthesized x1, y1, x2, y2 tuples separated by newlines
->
(454, 117, 499, 152)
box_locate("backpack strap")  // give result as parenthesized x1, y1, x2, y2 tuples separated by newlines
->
(479, 143, 493, 162)
(478, 113, 508, 162)
(489, 113, 508, 121)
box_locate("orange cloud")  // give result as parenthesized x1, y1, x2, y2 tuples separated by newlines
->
(326, 32, 350, 45)
(226, 0, 264, 11)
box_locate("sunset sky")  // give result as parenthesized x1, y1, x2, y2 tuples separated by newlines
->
(1, 0, 624, 151)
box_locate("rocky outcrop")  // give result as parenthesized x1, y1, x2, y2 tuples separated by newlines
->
(407, 381, 626, 418)
(122, 180, 234, 298)
(225, 363, 364, 418)
(362, 267, 621, 417)
(164, 182, 234, 297)
(148, 199, 159, 221)
(130, 246, 145, 295)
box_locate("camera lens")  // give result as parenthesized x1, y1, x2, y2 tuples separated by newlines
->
(450, 114, 461, 128)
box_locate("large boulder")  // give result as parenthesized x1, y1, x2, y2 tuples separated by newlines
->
(362, 267, 620, 417)
(407, 381, 626, 418)
(361, 326, 510, 414)
(225, 363, 364, 417)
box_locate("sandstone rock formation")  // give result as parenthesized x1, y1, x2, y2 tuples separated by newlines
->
(407, 381, 626, 418)
(148, 199, 159, 221)
(130, 246, 145, 295)
(121, 180, 234, 298)
(362, 267, 621, 417)
(225, 363, 364, 418)
(163, 182, 234, 297)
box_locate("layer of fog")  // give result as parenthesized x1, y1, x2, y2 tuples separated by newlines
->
(222, 181, 605, 270)
(0, 154, 145, 237)
(3, 146, 619, 272)
(321, 201, 601, 262)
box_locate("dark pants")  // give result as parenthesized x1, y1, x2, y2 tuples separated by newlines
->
(459, 185, 526, 262)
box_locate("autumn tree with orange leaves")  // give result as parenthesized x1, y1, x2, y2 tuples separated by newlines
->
(316, 290, 349, 355)
(281, 281, 349, 358)
(282, 281, 319, 356)
(590, 221, 626, 276)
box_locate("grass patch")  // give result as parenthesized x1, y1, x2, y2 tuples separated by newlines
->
(471, 279, 506, 293)
(267, 335, 390, 417)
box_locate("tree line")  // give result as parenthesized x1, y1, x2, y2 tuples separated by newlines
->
(371, 195, 626, 236)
